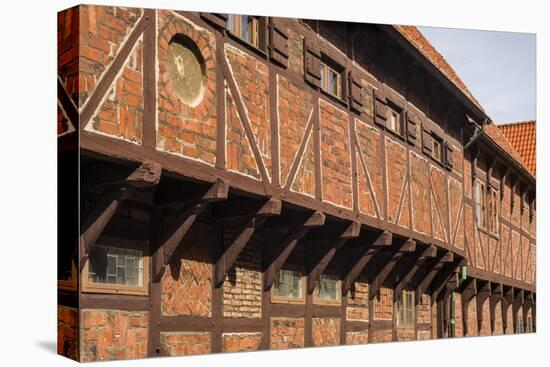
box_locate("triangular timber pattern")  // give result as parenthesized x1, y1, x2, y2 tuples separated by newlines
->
(511, 230, 521, 280)
(276, 74, 315, 197)
(448, 176, 464, 250)
(501, 224, 512, 278)
(353, 119, 383, 219)
(225, 86, 260, 179)
(409, 151, 431, 236)
(224, 44, 272, 181)
(85, 36, 144, 143)
(474, 224, 488, 270)
(385, 137, 409, 227)
(78, 5, 144, 108)
(463, 203, 475, 266)
(429, 164, 449, 243)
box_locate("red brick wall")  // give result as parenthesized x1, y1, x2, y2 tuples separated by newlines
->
(80, 309, 148, 362)
(372, 330, 393, 343)
(417, 293, 431, 324)
(270, 318, 305, 349)
(346, 330, 369, 345)
(157, 11, 217, 164)
(58, 7, 80, 107)
(277, 75, 315, 195)
(463, 152, 472, 199)
(222, 230, 262, 318)
(385, 137, 409, 225)
(58, 306, 79, 361)
(78, 5, 143, 107)
(161, 332, 212, 356)
(320, 100, 352, 209)
(505, 306, 513, 334)
(454, 293, 463, 337)
(373, 287, 393, 320)
(493, 300, 503, 335)
(466, 300, 478, 337)
(448, 176, 464, 250)
(312, 318, 341, 346)
(502, 176, 511, 220)
(511, 230, 521, 280)
(479, 299, 491, 336)
(410, 152, 431, 235)
(222, 333, 262, 352)
(430, 165, 449, 243)
(161, 221, 213, 317)
(346, 279, 369, 321)
(502, 224, 512, 277)
(225, 44, 272, 178)
(287, 28, 304, 76)
(511, 186, 521, 226)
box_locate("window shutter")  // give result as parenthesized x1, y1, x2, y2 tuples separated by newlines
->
(406, 113, 417, 144)
(269, 18, 289, 68)
(374, 89, 387, 127)
(200, 13, 228, 29)
(445, 141, 453, 169)
(304, 37, 321, 88)
(422, 126, 432, 154)
(348, 70, 363, 113)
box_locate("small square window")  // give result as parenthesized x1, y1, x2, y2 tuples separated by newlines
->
(320, 61, 342, 99)
(432, 138, 443, 162)
(314, 273, 341, 304)
(387, 106, 403, 136)
(272, 268, 305, 303)
(227, 15, 261, 48)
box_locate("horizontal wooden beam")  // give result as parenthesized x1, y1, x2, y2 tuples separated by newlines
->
(215, 198, 282, 287)
(152, 179, 229, 282)
(414, 251, 452, 301)
(263, 211, 325, 291)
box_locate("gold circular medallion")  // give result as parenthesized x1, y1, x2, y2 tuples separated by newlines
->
(167, 37, 206, 106)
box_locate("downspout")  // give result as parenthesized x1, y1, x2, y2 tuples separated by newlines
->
(463, 117, 488, 150)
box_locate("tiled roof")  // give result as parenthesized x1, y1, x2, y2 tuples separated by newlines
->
(498, 120, 536, 176)
(393, 25, 485, 113)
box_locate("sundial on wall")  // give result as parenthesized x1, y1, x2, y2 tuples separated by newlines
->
(167, 36, 206, 107)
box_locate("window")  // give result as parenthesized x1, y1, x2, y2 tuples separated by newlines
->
(227, 15, 260, 48)
(320, 60, 342, 99)
(272, 269, 305, 302)
(475, 179, 487, 229)
(396, 290, 414, 328)
(516, 314, 524, 333)
(387, 106, 403, 136)
(314, 273, 341, 304)
(82, 240, 148, 295)
(487, 187, 499, 234)
(432, 137, 443, 162)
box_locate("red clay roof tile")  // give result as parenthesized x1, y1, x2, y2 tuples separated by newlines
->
(498, 120, 536, 176)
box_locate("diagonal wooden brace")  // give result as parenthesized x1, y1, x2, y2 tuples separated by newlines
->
(80, 160, 162, 270)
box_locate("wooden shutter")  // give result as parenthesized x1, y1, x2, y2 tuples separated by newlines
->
(269, 18, 289, 68)
(374, 89, 387, 127)
(406, 113, 418, 144)
(422, 126, 432, 154)
(304, 37, 321, 88)
(348, 70, 363, 113)
(200, 13, 228, 29)
(445, 141, 453, 169)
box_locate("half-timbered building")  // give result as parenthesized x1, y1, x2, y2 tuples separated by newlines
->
(57, 5, 536, 362)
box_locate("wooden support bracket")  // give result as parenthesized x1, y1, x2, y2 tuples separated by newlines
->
(307, 221, 360, 294)
(370, 239, 416, 297)
(394, 245, 437, 295)
(214, 198, 282, 287)
(341, 231, 393, 296)
(414, 250, 453, 301)
(476, 280, 491, 332)
(80, 160, 162, 270)
(489, 282, 503, 334)
(152, 179, 229, 282)
(263, 211, 325, 291)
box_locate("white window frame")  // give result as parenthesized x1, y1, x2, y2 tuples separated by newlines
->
(313, 273, 342, 305)
(396, 290, 415, 328)
(271, 268, 306, 304)
(227, 14, 260, 48)
(320, 61, 343, 99)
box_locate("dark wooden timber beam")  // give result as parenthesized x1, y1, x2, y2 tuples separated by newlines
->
(512, 288, 524, 333)
(342, 231, 392, 296)
(80, 160, 162, 269)
(489, 282, 503, 334)
(501, 285, 514, 332)
(215, 198, 282, 287)
(263, 211, 326, 291)
(152, 179, 230, 282)
(307, 222, 361, 294)
(369, 239, 416, 297)
(476, 280, 491, 332)
(394, 245, 437, 295)
(414, 251, 453, 302)
(432, 257, 467, 301)
(461, 278, 477, 336)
